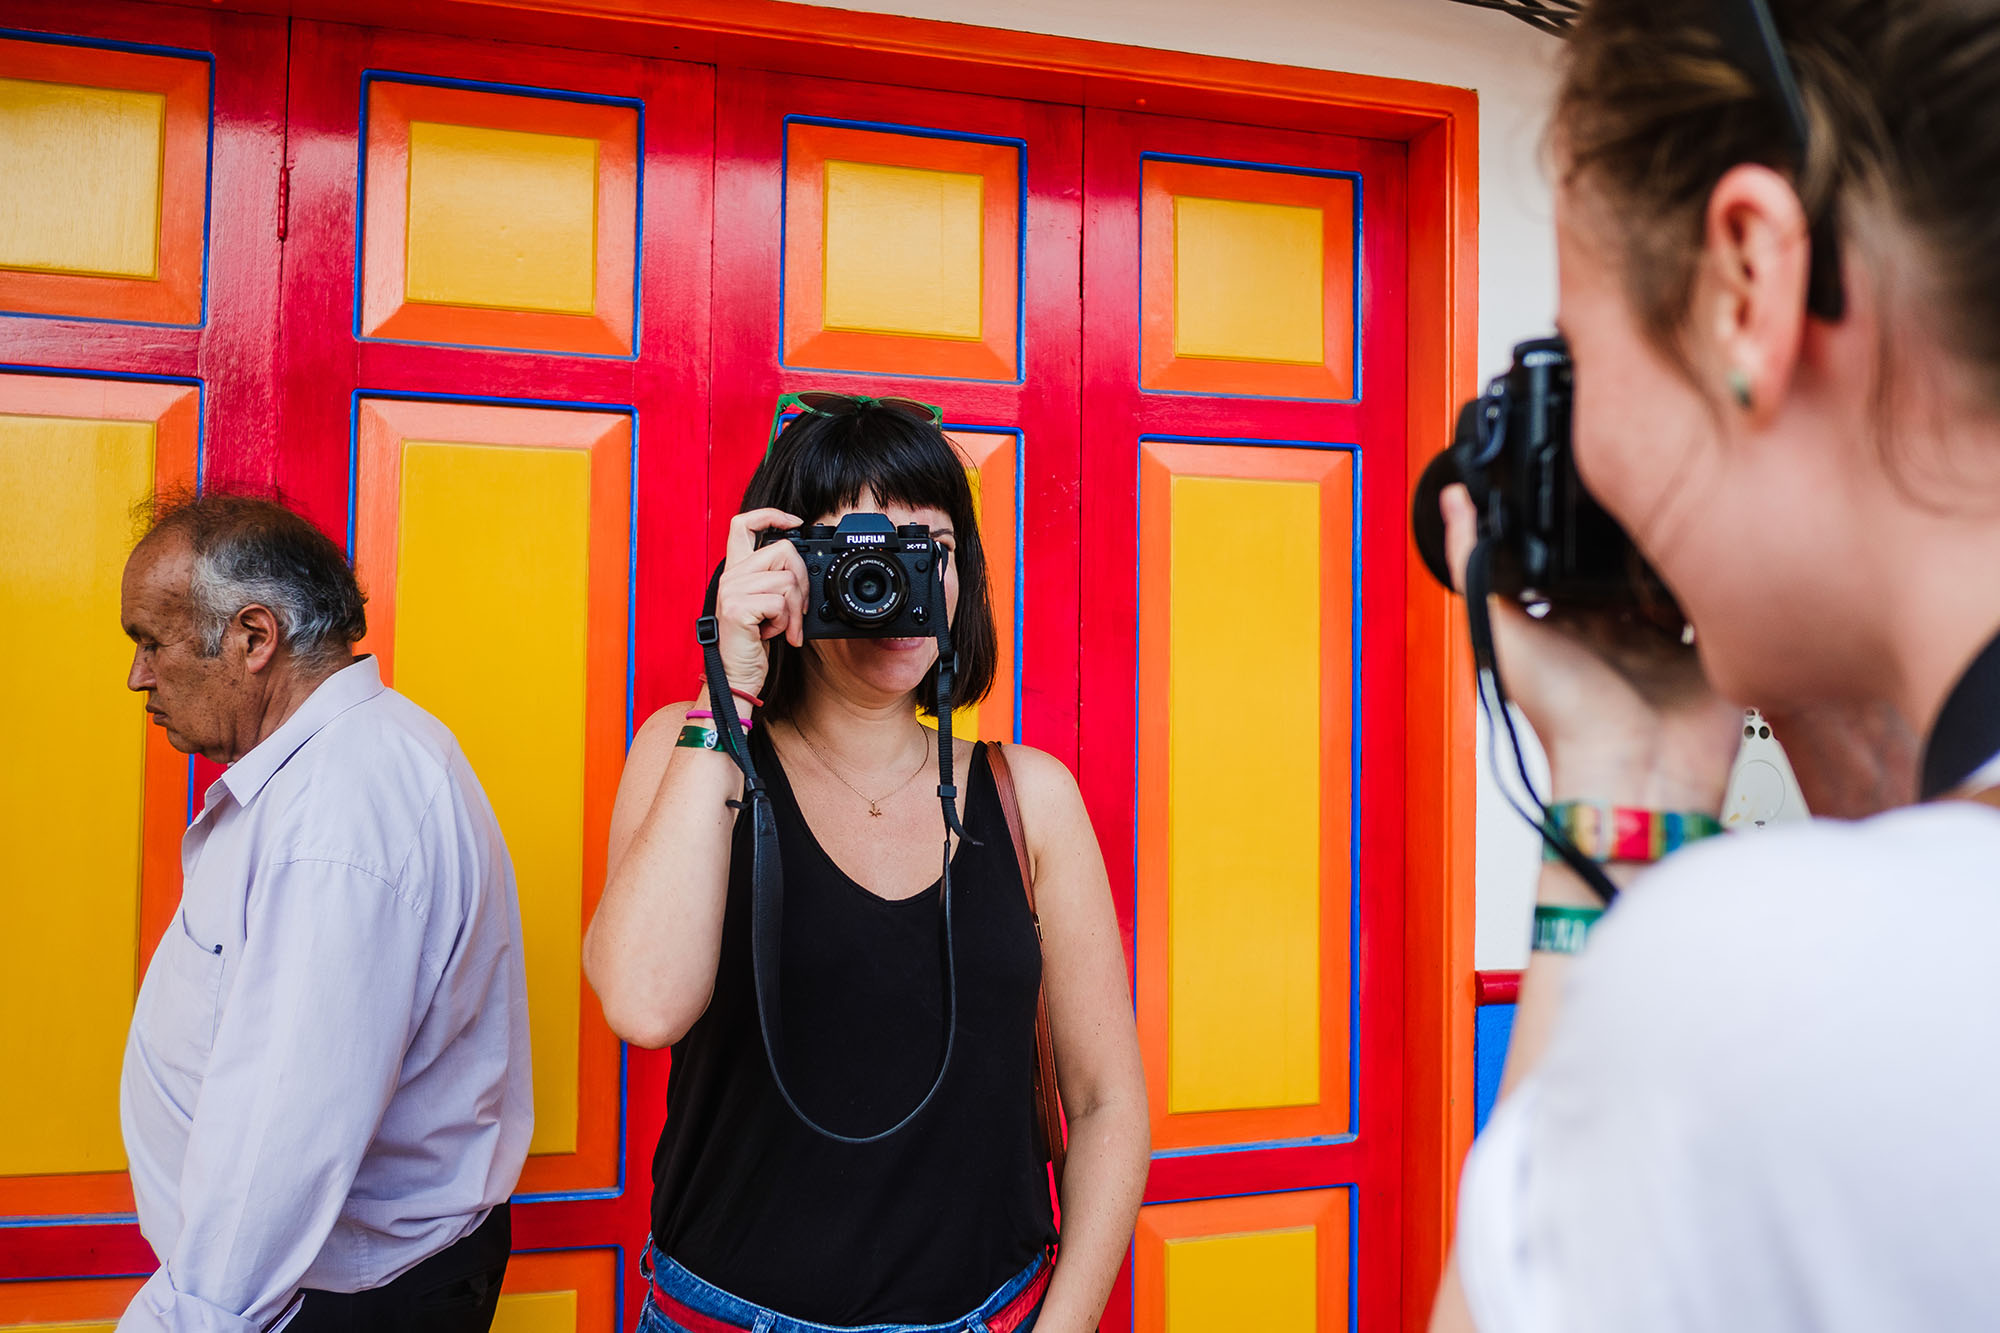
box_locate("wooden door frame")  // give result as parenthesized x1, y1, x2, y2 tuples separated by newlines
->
(1, 0, 1478, 1325)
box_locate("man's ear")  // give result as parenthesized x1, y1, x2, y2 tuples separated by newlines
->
(237, 604, 283, 674)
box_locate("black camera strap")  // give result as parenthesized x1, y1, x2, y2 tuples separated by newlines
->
(694, 550, 971, 1144)
(1463, 539, 1623, 906)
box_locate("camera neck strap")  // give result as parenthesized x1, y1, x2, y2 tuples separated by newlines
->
(1463, 539, 1623, 906)
(1921, 623, 2000, 801)
(693, 553, 971, 1144)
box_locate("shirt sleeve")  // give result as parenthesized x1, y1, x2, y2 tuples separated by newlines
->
(119, 857, 439, 1333)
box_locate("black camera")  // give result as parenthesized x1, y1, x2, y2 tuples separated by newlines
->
(761, 512, 945, 640)
(1411, 335, 1680, 622)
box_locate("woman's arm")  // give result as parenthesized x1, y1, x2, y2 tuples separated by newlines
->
(583, 507, 806, 1049)
(1007, 745, 1150, 1333)
(582, 697, 744, 1048)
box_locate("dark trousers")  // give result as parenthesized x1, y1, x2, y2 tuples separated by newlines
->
(289, 1203, 510, 1332)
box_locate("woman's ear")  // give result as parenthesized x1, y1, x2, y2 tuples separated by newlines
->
(1698, 163, 1812, 424)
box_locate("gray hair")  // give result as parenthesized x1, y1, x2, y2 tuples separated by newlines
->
(139, 489, 367, 671)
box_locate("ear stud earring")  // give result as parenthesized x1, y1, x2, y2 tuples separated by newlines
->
(1729, 368, 1754, 410)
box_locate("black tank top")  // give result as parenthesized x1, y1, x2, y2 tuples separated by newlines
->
(650, 728, 1057, 1324)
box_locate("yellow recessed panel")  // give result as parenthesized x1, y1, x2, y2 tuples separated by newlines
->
(491, 1289, 578, 1333)
(1173, 196, 1323, 365)
(405, 122, 599, 316)
(1164, 1225, 1317, 1333)
(0, 79, 164, 279)
(0, 413, 153, 1177)
(394, 441, 590, 1154)
(822, 160, 982, 340)
(11, 1323, 120, 1333)
(1167, 476, 1320, 1114)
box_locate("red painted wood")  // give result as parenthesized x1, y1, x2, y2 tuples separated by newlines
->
(1080, 106, 1410, 1330)
(273, 22, 714, 1323)
(1475, 971, 1522, 1006)
(0, 1223, 156, 1280)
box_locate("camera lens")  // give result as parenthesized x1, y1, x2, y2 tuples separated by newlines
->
(831, 552, 907, 626)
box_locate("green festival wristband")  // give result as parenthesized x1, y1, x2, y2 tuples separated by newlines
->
(674, 724, 723, 751)
(1531, 904, 1604, 955)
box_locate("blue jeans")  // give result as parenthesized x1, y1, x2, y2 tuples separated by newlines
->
(638, 1244, 1047, 1333)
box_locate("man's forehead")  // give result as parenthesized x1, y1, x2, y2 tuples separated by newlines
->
(125, 532, 195, 605)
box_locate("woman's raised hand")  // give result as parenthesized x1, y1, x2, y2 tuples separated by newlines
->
(1439, 485, 1742, 812)
(714, 508, 809, 696)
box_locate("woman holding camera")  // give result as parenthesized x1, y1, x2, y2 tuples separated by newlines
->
(1431, 2, 2000, 1330)
(586, 398, 1148, 1333)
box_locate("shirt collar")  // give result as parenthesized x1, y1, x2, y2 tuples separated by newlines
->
(218, 656, 386, 810)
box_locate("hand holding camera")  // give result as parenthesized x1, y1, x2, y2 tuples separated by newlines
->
(713, 507, 810, 697)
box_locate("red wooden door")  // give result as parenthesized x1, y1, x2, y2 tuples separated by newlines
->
(274, 20, 713, 1325)
(0, 1, 289, 1316)
(1080, 109, 1411, 1331)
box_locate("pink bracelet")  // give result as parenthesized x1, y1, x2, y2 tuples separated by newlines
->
(686, 709, 752, 729)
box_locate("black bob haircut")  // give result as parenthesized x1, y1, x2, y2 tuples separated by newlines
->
(740, 403, 995, 723)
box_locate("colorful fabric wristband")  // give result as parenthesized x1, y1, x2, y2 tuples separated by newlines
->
(1543, 801, 1723, 864)
(1532, 904, 1604, 954)
(675, 724, 724, 751)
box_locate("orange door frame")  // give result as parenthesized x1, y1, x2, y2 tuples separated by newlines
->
(65, 0, 1480, 1324)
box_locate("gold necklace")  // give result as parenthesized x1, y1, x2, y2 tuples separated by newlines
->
(792, 720, 932, 817)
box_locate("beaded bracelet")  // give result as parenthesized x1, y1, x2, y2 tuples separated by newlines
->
(686, 709, 752, 729)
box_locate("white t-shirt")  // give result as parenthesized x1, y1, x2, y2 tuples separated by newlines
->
(1458, 780, 2000, 1332)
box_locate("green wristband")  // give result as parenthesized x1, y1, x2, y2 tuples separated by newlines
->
(675, 724, 723, 751)
(1532, 904, 1604, 955)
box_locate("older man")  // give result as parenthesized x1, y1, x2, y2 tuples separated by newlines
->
(116, 491, 532, 1332)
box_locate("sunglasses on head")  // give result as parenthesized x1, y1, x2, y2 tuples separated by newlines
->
(767, 391, 945, 454)
(1713, 0, 1846, 321)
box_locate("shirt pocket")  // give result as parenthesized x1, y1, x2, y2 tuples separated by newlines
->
(138, 909, 228, 1076)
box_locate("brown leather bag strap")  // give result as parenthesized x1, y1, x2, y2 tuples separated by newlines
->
(987, 742, 1067, 1192)
(1966, 786, 2000, 812)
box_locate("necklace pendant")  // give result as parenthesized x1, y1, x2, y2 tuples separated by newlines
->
(868, 804, 883, 817)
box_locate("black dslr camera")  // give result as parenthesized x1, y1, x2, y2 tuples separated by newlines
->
(760, 512, 945, 640)
(1411, 335, 1680, 624)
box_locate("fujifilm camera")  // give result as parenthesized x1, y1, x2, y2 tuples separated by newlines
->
(1411, 335, 1681, 625)
(761, 512, 945, 640)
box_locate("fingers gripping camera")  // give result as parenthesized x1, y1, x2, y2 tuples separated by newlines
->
(760, 512, 947, 640)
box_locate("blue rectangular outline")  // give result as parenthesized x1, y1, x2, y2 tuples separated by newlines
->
(1132, 434, 1364, 1157)
(345, 386, 636, 1204)
(0, 28, 215, 331)
(0, 362, 203, 1226)
(353, 71, 645, 362)
(1136, 151, 1364, 407)
(777, 114, 1028, 387)
(1127, 1183, 1358, 1333)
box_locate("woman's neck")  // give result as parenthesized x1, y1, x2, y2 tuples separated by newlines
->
(787, 673, 927, 771)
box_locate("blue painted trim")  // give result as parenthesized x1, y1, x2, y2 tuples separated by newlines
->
(0, 363, 206, 823)
(939, 423, 1027, 742)
(1139, 1179, 1353, 1209)
(349, 387, 638, 1203)
(1150, 1130, 1357, 1160)
(1136, 151, 1365, 406)
(354, 72, 644, 361)
(0, 29, 215, 332)
(509, 1240, 627, 1327)
(1473, 1003, 1517, 1136)
(1348, 1185, 1361, 1333)
(777, 115, 1028, 386)
(0, 1212, 140, 1229)
(1132, 434, 1364, 1135)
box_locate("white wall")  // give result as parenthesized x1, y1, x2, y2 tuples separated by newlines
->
(834, 0, 1564, 968)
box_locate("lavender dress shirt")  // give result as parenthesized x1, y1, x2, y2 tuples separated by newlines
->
(118, 656, 533, 1332)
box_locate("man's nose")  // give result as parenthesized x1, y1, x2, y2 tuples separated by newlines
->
(127, 648, 153, 693)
